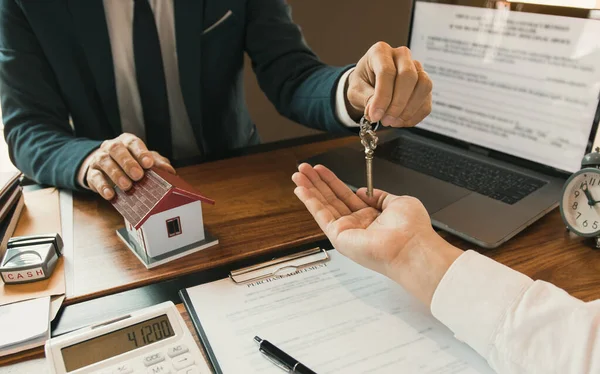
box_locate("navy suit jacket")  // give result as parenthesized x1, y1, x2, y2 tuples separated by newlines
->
(0, 0, 352, 190)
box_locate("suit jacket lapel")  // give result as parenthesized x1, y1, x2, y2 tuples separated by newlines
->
(174, 0, 205, 151)
(67, 0, 121, 135)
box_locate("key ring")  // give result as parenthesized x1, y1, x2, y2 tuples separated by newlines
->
(360, 114, 381, 132)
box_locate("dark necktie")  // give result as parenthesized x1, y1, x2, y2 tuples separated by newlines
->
(133, 0, 172, 159)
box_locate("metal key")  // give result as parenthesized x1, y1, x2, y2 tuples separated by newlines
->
(359, 116, 379, 197)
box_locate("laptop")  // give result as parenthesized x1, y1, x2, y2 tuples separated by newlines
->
(305, 0, 600, 248)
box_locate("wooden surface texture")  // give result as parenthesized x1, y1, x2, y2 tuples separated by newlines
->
(2, 135, 600, 370)
(65, 137, 356, 304)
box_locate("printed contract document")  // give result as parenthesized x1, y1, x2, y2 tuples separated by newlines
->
(183, 251, 494, 373)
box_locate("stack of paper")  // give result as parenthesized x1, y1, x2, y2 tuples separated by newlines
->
(0, 188, 67, 357)
(0, 296, 51, 356)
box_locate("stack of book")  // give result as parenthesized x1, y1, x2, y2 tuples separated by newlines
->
(0, 170, 23, 256)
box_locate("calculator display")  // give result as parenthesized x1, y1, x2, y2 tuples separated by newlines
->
(61, 314, 174, 372)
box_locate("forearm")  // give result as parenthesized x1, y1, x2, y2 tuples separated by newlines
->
(5, 122, 100, 190)
(428, 249, 600, 373)
(245, 0, 355, 132)
(293, 163, 599, 372)
(287, 64, 356, 132)
(0, 1, 102, 190)
(385, 231, 463, 306)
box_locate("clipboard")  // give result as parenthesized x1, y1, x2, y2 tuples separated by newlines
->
(179, 247, 330, 373)
(180, 247, 492, 374)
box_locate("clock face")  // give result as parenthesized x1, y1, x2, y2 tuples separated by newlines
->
(560, 168, 600, 237)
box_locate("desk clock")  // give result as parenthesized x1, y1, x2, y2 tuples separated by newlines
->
(560, 148, 600, 247)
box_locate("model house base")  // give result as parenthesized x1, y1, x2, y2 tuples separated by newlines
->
(116, 228, 218, 269)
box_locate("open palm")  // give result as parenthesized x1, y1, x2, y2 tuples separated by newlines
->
(292, 163, 435, 278)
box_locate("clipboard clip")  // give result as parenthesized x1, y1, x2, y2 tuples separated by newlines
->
(229, 247, 330, 285)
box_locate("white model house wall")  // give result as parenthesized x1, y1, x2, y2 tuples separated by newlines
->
(140, 201, 205, 258)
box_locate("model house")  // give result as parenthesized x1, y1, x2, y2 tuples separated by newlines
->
(111, 168, 215, 258)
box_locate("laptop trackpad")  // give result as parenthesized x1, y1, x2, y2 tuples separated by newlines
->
(305, 147, 470, 214)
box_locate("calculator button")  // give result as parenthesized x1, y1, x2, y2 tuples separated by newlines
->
(172, 353, 194, 370)
(143, 352, 166, 367)
(146, 362, 171, 374)
(112, 364, 134, 374)
(167, 344, 189, 358)
(177, 366, 199, 374)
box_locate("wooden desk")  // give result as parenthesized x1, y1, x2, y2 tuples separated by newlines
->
(66, 136, 356, 304)
(2, 134, 600, 370)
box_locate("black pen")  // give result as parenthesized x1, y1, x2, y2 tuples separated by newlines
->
(254, 336, 317, 374)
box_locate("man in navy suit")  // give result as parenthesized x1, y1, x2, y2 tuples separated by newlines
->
(0, 0, 432, 199)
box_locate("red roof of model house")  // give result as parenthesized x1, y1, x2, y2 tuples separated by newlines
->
(110, 167, 214, 229)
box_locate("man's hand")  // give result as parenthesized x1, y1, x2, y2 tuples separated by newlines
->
(84, 133, 176, 200)
(346, 42, 433, 128)
(292, 163, 462, 306)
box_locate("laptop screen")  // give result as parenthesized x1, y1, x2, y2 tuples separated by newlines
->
(409, 0, 600, 173)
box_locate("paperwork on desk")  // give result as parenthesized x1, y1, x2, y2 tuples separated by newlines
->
(0, 188, 67, 357)
(0, 188, 66, 307)
(0, 296, 50, 357)
(184, 250, 494, 373)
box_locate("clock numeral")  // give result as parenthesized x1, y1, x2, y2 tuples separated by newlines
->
(583, 220, 588, 228)
(574, 190, 580, 198)
(572, 202, 578, 210)
(577, 212, 582, 220)
(594, 221, 598, 230)
(591, 178, 597, 186)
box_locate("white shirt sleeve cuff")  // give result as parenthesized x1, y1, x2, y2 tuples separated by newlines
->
(335, 68, 360, 127)
(430, 250, 533, 359)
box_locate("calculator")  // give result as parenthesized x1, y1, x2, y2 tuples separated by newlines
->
(45, 301, 210, 374)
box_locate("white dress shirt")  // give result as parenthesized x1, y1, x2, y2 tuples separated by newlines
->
(79, 1, 357, 186)
(104, 0, 201, 160)
(432, 250, 600, 373)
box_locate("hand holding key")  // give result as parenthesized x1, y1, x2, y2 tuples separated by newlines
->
(345, 43, 433, 127)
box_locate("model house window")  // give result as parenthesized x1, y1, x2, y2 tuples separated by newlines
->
(166, 217, 182, 237)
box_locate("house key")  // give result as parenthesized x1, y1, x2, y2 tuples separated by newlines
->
(359, 116, 379, 197)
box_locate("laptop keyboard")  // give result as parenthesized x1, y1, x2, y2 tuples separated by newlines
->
(377, 138, 547, 205)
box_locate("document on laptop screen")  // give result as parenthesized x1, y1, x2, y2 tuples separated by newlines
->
(184, 250, 494, 373)
(410, 1, 600, 173)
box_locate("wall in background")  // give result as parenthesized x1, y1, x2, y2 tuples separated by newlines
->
(245, 0, 414, 143)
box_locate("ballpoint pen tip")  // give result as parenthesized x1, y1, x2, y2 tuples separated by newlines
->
(253, 336, 262, 344)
